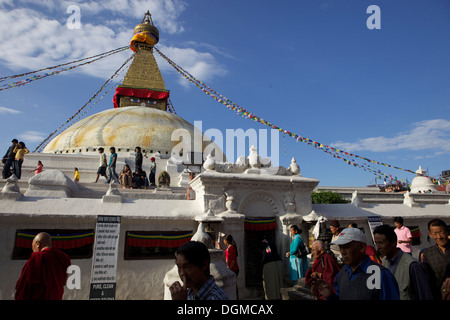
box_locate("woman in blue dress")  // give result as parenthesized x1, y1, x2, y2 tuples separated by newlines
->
(286, 225, 308, 285)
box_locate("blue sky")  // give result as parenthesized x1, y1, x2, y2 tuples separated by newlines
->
(0, 0, 449, 187)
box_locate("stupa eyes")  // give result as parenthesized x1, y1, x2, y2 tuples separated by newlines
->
(129, 98, 157, 105)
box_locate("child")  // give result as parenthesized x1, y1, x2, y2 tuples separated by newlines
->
(74, 167, 80, 182)
(149, 157, 156, 186)
(29, 161, 44, 175)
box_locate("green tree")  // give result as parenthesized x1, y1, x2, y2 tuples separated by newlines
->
(312, 191, 348, 204)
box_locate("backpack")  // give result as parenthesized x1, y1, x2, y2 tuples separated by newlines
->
(295, 235, 311, 258)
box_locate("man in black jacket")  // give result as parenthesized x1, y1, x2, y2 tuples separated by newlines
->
(135, 146, 143, 172)
(2, 139, 18, 179)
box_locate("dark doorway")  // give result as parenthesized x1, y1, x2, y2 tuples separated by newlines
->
(244, 228, 276, 289)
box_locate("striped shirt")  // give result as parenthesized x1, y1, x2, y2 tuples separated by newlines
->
(187, 276, 228, 300)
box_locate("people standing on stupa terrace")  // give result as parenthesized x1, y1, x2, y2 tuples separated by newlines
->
(421, 219, 450, 300)
(73, 167, 80, 182)
(2, 138, 17, 179)
(106, 147, 119, 184)
(13, 141, 29, 179)
(135, 146, 143, 172)
(149, 156, 156, 186)
(94, 147, 108, 183)
(373, 224, 433, 300)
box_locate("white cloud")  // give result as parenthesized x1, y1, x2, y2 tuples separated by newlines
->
(332, 119, 450, 154)
(0, 0, 187, 33)
(157, 45, 227, 87)
(0, 3, 225, 83)
(0, 8, 132, 78)
(0, 106, 21, 114)
(18, 130, 47, 143)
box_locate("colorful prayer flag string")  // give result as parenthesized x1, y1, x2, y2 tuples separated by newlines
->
(34, 53, 135, 153)
(167, 98, 177, 114)
(0, 46, 128, 82)
(0, 46, 129, 92)
(155, 47, 441, 185)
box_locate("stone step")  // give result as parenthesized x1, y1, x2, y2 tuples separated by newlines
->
(0, 179, 190, 200)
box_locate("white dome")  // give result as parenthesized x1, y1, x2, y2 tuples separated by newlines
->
(410, 176, 437, 193)
(43, 106, 222, 159)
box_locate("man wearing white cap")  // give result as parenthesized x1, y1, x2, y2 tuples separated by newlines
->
(314, 227, 400, 300)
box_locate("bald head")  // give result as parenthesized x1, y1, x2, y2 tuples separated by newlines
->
(312, 240, 324, 250)
(32, 232, 52, 252)
(311, 240, 325, 259)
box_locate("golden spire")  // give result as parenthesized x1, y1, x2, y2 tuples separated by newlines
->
(114, 11, 168, 110)
(130, 10, 159, 52)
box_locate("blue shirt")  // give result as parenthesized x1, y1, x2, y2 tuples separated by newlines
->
(186, 276, 228, 300)
(109, 153, 117, 167)
(289, 234, 304, 256)
(334, 255, 400, 300)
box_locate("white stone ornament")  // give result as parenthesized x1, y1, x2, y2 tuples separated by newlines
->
(288, 157, 300, 175)
(1, 175, 23, 200)
(410, 165, 438, 193)
(248, 145, 261, 168)
(203, 154, 215, 171)
(191, 222, 214, 248)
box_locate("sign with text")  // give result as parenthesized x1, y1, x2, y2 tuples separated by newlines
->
(367, 216, 383, 244)
(89, 215, 121, 300)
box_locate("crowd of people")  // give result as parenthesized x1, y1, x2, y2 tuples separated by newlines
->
(381, 183, 407, 193)
(94, 146, 157, 189)
(304, 217, 450, 300)
(1, 142, 158, 189)
(4, 138, 449, 301)
(12, 216, 450, 301)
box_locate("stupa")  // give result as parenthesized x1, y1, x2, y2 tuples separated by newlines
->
(410, 165, 438, 193)
(1, 12, 450, 301)
(42, 11, 222, 163)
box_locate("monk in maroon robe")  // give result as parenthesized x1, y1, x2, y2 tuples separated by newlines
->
(15, 232, 71, 300)
(305, 240, 341, 300)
